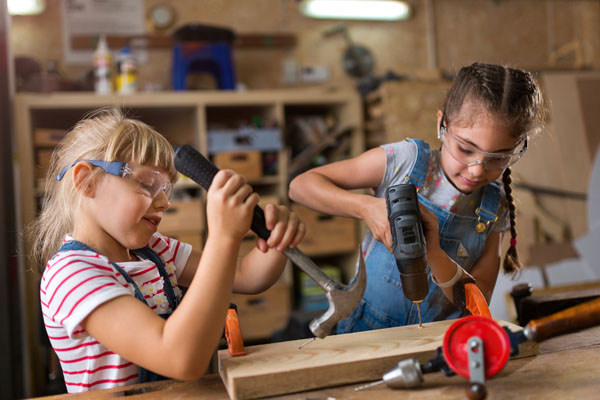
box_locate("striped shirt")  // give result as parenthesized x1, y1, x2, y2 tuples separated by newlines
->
(40, 232, 192, 392)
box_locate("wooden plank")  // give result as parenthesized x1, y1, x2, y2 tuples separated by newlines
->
(218, 319, 537, 400)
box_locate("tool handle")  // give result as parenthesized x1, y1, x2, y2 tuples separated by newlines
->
(174, 145, 271, 240)
(525, 297, 600, 342)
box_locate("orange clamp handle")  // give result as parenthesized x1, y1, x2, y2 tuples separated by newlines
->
(225, 308, 246, 357)
(464, 282, 492, 318)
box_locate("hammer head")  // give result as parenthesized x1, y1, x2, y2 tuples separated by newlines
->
(309, 247, 367, 338)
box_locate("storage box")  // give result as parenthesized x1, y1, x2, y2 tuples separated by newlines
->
(213, 151, 262, 181)
(34, 128, 67, 147)
(160, 199, 205, 234)
(292, 204, 357, 256)
(231, 283, 291, 340)
(208, 128, 282, 154)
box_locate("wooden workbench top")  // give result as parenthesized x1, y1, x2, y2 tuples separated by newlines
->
(36, 325, 600, 400)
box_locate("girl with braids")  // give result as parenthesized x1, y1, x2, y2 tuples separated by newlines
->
(289, 62, 545, 333)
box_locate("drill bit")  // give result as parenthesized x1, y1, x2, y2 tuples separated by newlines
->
(415, 301, 423, 328)
(354, 379, 384, 391)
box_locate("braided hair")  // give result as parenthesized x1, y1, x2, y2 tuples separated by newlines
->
(443, 62, 546, 274)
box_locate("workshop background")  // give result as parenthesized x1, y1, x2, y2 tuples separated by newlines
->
(1, 0, 599, 398)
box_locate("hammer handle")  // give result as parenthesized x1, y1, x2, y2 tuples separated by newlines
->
(174, 145, 271, 240)
(525, 297, 600, 342)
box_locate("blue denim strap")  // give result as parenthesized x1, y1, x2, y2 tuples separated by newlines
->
(476, 182, 501, 230)
(132, 247, 180, 310)
(403, 139, 430, 189)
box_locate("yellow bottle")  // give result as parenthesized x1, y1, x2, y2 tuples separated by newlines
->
(115, 45, 138, 94)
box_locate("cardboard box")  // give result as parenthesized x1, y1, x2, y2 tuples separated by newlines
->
(160, 199, 205, 234)
(231, 283, 291, 340)
(213, 151, 262, 181)
(292, 204, 357, 256)
(34, 128, 67, 147)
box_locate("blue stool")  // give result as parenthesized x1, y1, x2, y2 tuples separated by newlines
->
(171, 42, 236, 90)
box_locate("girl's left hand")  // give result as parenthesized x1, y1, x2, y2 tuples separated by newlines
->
(257, 203, 306, 253)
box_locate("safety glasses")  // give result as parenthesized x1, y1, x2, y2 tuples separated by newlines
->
(438, 117, 527, 171)
(56, 160, 173, 199)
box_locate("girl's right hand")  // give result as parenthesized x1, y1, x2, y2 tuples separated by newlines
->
(206, 170, 259, 241)
(362, 196, 393, 252)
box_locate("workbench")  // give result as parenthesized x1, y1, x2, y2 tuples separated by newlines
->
(36, 324, 600, 400)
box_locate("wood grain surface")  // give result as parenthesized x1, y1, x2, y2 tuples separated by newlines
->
(218, 319, 537, 400)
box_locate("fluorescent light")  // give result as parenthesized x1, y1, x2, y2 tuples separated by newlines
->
(8, 0, 46, 15)
(300, 0, 411, 21)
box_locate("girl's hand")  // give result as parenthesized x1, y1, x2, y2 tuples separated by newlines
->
(206, 170, 259, 241)
(418, 203, 441, 253)
(256, 203, 306, 253)
(361, 196, 393, 252)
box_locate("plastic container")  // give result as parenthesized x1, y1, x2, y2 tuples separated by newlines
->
(115, 45, 138, 94)
(93, 35, 112, 94)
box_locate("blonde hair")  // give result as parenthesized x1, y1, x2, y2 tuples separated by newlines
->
(31, 107, 177, 269)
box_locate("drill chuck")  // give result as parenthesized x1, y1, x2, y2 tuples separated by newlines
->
(386, 184, 429, 303)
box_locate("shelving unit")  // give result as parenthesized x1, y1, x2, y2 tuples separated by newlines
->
(13, 88, 363, 395)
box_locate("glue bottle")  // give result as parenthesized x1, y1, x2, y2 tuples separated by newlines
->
(93, 35, 112, 94)
(115, 45, 138, 94)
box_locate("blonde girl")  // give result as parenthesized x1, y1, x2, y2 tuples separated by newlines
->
(34, 108, 304, 392)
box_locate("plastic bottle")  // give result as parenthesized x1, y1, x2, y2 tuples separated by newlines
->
(115, 45, 138, 94)
(93, 35, 112, 94)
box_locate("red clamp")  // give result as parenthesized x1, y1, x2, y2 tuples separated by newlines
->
(224, 305, 246, 357)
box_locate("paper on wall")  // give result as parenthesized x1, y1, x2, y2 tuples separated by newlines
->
(61, 0, 146, 65)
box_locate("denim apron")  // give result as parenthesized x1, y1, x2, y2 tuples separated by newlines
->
(57, 240, 180, 383)
(338, 139, 501, 333)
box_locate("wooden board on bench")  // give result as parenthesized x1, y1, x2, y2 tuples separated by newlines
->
(218, 318, 537, 400)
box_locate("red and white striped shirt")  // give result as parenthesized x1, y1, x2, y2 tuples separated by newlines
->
(40, 232, 192, 392)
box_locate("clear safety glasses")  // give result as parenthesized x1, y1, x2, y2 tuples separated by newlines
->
(56, 160, 173, 199)
(438, 118, 527, 171)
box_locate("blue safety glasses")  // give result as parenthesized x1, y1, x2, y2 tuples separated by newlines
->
(56, 160, 173, 199)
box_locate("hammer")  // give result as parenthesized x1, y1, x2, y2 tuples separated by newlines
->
(173, 145, 366, 339)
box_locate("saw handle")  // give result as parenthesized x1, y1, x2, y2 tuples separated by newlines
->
(525, 297, 600, 342)
(174, 144, 271, 240)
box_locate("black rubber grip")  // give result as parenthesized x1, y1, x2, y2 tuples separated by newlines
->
(174, 145, 271, 240)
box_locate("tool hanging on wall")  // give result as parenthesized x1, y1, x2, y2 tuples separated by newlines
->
(356, 297, 600, 399)
(173, 145, 367, 345)
(323, 23, 374, 79)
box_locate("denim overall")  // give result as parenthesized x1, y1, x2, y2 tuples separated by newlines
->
(337, 139, 501, 333)
(57, 240, 180, 383)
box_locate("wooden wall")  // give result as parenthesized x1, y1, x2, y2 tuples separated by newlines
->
(10, 0, 600, 91)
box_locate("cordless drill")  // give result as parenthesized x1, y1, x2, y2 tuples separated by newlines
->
(385, 183, 429, 327)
